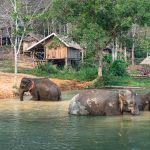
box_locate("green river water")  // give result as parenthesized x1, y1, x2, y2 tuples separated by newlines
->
(0, 91, 149, 150)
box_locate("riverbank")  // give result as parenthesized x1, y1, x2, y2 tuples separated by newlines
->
(0, 72, 92, 99)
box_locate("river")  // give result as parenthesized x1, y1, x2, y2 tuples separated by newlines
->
(0, 91, 149, 150)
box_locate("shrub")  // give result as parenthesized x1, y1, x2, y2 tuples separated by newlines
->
(76, 61, 98, 81)
(37, 63, 58, 74)
(20, 61, 98, 81)
(110, 59, 128, 76)
(77, 66, 97, 81)
(101, 58, 129, 86)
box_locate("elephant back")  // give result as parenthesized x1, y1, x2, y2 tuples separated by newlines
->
(69, 89, 118, 115)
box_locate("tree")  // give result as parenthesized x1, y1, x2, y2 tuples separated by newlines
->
(137, 26, 150, 57)
(51, 0, 149, 77)
(0, 0, 51, 86)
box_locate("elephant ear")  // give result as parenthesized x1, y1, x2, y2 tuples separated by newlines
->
(119, 90, 134, 113)
(23, 78, 34, 92)
(119, 91, 126, 113)
(28, 79, 34, 92)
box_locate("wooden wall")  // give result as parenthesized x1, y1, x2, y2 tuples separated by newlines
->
(23, 41, 37, 52)
(67, 47, 80, 60)
(45, 39, 67, 59)
(44, 38, 81, 61)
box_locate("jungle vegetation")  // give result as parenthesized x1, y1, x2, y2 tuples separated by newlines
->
(0, 0, 149, 87)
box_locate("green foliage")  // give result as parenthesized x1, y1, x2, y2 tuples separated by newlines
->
(37, 63, 59, 74)
(134, 48, 147, 58)
(20, 62, 97, 81)
(0, 60, 14, 73)
(77, 63, 97, 81)
(110, 59, 128, 76)
(48, 37, 61, 49)
(51, 0, 149, 75)
(11, 11, 18, 20)
(101, 57, 129, 86)
(137, 38, 150, 56)
(94, 76, 150, 88)
(103, 55, 113, 64)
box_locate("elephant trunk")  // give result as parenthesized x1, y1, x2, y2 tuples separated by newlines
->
(130, 105, 140, 115)
(19, 89, 24, 101)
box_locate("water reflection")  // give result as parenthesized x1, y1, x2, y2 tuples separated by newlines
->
(0, 91, 149, 150)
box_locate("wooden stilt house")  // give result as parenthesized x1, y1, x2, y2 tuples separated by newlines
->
(25, 33, 83, 69)
(21, 33, 44, 54)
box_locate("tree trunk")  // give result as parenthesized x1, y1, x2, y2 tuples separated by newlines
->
(115, 38, 118, 60)
(95, 40, 103, 77)
(124, 47, 127, 61)
(131, 24, 137, 65)
(131, 42, 135, 65)
(14, 47, 18, 87)
(98, 60, 102, 77)
(112, 42, 115, 62)
(97, 48, 103, 77)
(65, 57, 68, 69)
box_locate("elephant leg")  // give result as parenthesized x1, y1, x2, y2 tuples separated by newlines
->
(31, 91, 40, 101)
(48, 92, 59, 101)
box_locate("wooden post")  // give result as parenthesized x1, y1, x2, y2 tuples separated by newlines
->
(81, 50, 84, 63)
(44, 45, 46, 60)
(131, 42, 135, 65)
(65, 57, 68, 69)
(65, 48, 68, 69)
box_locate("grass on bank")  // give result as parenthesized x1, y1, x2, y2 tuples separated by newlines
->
(19, 63, 98, 81)
(0, 60, 150, 88)
(0, 60, 14, 72)
(94, 76, 150, 88)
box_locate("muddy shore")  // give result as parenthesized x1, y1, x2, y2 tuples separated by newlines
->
(0, 72, 91, 99)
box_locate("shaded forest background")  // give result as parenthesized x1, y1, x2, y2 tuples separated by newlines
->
(0, 0, 150, 87)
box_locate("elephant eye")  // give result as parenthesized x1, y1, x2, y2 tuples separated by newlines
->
(123, 101, 128, 105)
(130, 101, 134, 104)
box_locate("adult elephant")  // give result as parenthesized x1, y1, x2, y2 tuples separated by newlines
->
(135, 92, 150, 111)
(19, 77, 61, 101)
(68, 89, 140, 116)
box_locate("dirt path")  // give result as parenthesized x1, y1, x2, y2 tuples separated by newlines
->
(0, 72, 92, 99)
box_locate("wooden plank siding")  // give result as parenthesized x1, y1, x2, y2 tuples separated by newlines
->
(23, 41, 37, 52)
(45, 38, 67, 59)
(45, 44, 67, 59)
(67, 47, 80, 60)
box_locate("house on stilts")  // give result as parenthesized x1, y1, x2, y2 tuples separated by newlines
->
(24, 33, 83, 69)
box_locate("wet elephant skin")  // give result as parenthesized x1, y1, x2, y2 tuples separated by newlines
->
(19, 77, 61, 101)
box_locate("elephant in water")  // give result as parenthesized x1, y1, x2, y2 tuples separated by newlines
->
(19, 77, 61, 101)
(68, 89, 140, 116)
(135, 92, 150, 111)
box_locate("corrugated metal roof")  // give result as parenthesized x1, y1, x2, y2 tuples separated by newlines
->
(23, 33, 44, 42)
(25, 33, 82, 51)
(140, 56, 150, 65)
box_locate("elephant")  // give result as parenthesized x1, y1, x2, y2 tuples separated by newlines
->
(68, 89, 140, 116)
(135, 92, 150, 111)
(19, 77, 61, 101)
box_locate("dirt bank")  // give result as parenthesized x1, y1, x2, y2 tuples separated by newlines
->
(0, 72, 92, 99)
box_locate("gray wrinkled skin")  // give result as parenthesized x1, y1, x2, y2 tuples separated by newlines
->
(19, 77, 61, 101)
(135, 92, 150, 111)
(68, 94, 89, 115)
(68, 89, 140, 116)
